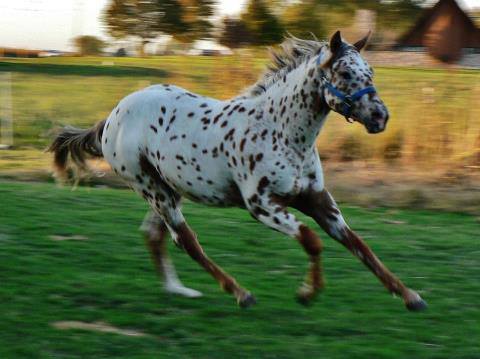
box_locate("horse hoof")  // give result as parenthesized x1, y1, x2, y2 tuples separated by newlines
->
(296, 295, 312, 306)
(296, 284, 317, 306)
(406, 298, 428, 312)
(165, 284, 203, 298)
(238, 293, 257, 308)
(296, 292, 317, 306)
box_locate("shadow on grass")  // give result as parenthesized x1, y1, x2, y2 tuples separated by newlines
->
(0, 61, 169, 77)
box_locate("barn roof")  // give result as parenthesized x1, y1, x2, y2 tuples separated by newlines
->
(397, 0, 480, 48)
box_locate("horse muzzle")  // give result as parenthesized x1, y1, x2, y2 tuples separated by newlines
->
(364, 110, 389, 134)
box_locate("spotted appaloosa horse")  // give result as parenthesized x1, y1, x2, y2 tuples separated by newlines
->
(48, 31, 427, 311)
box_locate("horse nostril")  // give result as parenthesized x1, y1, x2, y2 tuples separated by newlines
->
(372, 111, 382, 120)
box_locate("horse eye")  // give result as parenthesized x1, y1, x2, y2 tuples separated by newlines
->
(341, 72, 352, 80)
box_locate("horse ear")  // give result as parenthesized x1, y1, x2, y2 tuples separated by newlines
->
(353, 31, 371, 52)
(329, 30, 343, 55)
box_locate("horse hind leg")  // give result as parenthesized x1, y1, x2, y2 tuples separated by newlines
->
(127, 155, 200, 297)
(135, 154, 254, 307)
(171, 221, 256, 308)
(141, 211, 202, 298)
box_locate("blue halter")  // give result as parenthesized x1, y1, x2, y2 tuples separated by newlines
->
(316, 56, 377, 121)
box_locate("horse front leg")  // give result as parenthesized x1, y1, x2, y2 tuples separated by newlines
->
(246, 194, 325, 304)
(292, 189, 427, 311)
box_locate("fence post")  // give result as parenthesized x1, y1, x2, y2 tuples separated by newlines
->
(0, 72, 13, 149)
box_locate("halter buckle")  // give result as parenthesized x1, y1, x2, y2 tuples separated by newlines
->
(342, 96, 353, 121)
(344, 95, 353, 108)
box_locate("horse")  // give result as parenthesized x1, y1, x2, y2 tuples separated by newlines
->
(48, 31, 427, 311)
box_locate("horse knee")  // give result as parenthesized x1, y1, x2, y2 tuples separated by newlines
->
(313, 209, 349, 242)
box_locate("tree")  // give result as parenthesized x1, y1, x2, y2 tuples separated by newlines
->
(103, 0, 184, 55)
(103, 0, 156, 56)
(103, 0, 216, 53)
(154, 0, 186, 35)
(218, 17, 251, 48)
(73, 36, 106, 56)
(375, 0, 426, 34)
(241, 0, 284, 45)
(279, 0, 427, 44)
(174, 0, 216, 43)
(323, 0, 427, 33)
(282, 0, 326, 40)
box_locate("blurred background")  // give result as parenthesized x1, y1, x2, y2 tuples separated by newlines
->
(0, 1, 479, 358)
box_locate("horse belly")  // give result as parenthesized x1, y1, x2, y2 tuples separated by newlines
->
(157, 149, 240, 207)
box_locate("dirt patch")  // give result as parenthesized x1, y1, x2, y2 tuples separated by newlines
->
(381, 219, 407, 225)
(323, 161, 480, 215)
(51, 321, 148, 337)
(49, 234, 88, 241)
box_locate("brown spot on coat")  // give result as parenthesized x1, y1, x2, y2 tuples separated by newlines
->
(257, 176, 270, 195)
(239, 138, 246, 152)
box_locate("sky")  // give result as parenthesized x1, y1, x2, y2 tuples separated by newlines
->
(0, 0, 479, 51)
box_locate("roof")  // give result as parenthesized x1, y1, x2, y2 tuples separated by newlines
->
(397, 0, 480, 47)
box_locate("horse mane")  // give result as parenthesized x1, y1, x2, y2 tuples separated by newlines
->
(244, 35, 328, 98)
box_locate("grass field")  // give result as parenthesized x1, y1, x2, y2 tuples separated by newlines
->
(1, 181, 479, 358)
(1, 56, 479, 357)
(1, 56, 479, 166)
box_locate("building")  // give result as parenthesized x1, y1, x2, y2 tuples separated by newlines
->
(0, 48, 41, 58)
(396, 0, 480, 63)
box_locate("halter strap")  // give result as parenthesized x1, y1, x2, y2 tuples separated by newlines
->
(316, 55, 376, 120)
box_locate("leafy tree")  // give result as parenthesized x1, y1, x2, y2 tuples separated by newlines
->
(375, 0, 426, 34)
(103, 0, 184, 55)
(155, 0, 190, 37)
(327, 0, 427, 33)
(218, 17, 251, 48)
(103, 0, 216, 52)
(174, 0, 216, 43)
(241, 0, 284, 45)
(280, 0, 427, 43)
(282, 0, 326, 40)
(73, 36, 106, 56)
(103, 0, 155, 55)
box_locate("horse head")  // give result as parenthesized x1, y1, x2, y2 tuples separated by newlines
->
(319, 31, 389, 134)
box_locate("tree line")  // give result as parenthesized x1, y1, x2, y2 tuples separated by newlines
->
(220, 0, 428, 48)
(75, 0, 428, 55)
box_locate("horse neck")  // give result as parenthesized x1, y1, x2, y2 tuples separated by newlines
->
(260, 56, 330, 153)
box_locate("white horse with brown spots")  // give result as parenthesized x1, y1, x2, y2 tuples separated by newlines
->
(48, 31, 427, 311)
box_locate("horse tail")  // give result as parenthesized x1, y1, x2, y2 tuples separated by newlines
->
(47, 119, 106, 181)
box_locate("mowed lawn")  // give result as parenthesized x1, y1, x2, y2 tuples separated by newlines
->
(0, 181, 479, 358)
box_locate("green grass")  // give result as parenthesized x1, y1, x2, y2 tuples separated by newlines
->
(1, 56, 479, 165)
(0, 181, 479, 358)
(0, 56, 263, 147)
